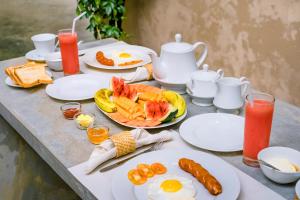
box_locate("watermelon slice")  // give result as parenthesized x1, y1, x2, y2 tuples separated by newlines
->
(110, 77, 138, 101)
(144, 101, 178, 123)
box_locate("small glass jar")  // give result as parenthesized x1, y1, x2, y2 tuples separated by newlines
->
(86, 125, 110, 145)
(60, 102, 81, 120)
(73, 112, 95, 130)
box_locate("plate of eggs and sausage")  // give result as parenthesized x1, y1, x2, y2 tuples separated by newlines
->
(82, 44, 154, 70)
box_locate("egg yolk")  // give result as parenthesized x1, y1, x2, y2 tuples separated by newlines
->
(119, 52, 131, 58)
(160, 179, 182, 193)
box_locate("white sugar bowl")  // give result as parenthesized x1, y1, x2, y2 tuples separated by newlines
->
(186, 64, 223, 106)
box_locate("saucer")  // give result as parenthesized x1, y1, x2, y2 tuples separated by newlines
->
(186, 88, 214, 106)
(215, 106, 241, 115)
(153, 75, 186, 94)
(25, 49, 46, 62)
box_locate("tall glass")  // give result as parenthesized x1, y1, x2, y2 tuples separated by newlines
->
(243, 92, 275, 167)
(58, 29, 79, 75)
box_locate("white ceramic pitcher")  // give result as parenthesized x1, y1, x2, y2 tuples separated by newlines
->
(213, 77, 250, 110)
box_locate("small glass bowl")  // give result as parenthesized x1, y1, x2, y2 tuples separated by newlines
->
(60, 102, 81, 120)
(86, 125, 110, 145)
(73, 112, 95, 130)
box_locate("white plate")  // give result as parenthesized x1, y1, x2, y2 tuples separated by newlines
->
(25, 49, 46, 62)
(296, 180, 300, 199)
(45, 74, 111, 101)
(153, 74, 187, 94)
(179, 113, 244, 152)
(5, 70, 53, 88)
(82, 44, 154, 70)
(111, 149, 240, 200)
(96, 103, 187, 129)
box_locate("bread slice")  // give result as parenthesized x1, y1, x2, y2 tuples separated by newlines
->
(5, 62, 51, 88)
(14, 65, 52, 88)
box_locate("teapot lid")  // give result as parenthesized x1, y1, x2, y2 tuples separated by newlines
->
(161, 33, 193, 53)
(191, 64, 220, 81)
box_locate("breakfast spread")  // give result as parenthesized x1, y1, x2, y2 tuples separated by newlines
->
(127, 162, 167, 185)
(86, 125, 109, 145)
(147, 175, 196, 200)
(266, 158, 300, 172)
(178, 158, 222, 195)
(95, 50, 142, 67)
(5, 62, 52, 88)
(74, 113, 95, 129)
(94, 77, 186, 127)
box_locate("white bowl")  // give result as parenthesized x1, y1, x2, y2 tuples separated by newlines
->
(258, 146, 300, 184)
(296, 179, 300, 199)
(45, 53, 62, 71)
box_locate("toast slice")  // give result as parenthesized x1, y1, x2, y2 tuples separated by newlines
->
(14, 65, 52, 88)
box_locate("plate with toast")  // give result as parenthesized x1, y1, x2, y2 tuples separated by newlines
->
(5, 62, 53, 88)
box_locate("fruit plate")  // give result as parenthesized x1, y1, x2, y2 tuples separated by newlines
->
(96, 103, 187, 129)
(94, 77, 187, 129)
(82, 44, 154, 70)
(111, 149, 240, 200)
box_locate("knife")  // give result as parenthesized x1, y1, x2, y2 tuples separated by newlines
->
(99, 144, 154, 173)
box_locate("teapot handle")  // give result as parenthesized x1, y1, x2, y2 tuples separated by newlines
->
(216, 69, 224, 80)
(240, 77, 250, 97)
(192, 42, 208, 68)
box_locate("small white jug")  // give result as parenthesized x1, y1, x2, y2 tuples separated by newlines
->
(213, 77, 250, 110)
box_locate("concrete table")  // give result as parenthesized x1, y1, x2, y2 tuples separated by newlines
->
(0, 39, 299, 200)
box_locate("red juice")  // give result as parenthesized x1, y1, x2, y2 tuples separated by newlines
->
(243, 93, 275, 167)
(58, 29, 79, 75)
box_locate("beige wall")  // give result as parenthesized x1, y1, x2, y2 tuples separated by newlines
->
(124, 0, 300, 106)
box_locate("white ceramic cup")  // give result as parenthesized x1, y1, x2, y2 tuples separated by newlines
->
(31, 33, 57, 55)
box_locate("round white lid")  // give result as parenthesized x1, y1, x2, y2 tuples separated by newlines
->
(161, 33, 193, 53)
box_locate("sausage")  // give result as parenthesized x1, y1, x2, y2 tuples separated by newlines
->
(178, 158, 222, 195)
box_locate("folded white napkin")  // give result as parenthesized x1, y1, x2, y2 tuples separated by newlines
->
(122, 64, 153, 83)
(85, 129, 173, 174)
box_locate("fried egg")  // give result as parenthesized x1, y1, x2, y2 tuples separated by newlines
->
(147, 175, 196, 200)
(111, 50, 141, 66)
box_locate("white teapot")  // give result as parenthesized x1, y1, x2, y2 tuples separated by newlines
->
(149, 33, 208, 84)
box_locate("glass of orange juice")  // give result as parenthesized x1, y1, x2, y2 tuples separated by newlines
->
(86, 125, 109, 145)
(58, 29, 79, 75)
(243, 92, 275, 167)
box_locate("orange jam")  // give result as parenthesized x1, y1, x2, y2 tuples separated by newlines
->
(87, 126, 109, 145)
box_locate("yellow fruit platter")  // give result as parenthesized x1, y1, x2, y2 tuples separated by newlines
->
(94, 77, 187, 129)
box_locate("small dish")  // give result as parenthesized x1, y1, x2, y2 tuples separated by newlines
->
(258, 146, 300, 184)
(154, 75, 186, 94)
(296, 179, 300, 199)
(45, 53, 62, 71)
(60, 102, 81, 120)
(74, 112, 95, 130)
(25, 49, 45, 62)
(86, 125, 109, 145)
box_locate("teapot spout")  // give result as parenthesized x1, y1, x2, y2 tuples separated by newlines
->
(148, 51, 167, 79)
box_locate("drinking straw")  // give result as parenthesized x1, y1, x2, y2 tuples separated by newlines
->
(72, 12, 86, 34)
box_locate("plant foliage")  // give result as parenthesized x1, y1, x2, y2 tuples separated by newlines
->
(76, 0, 127, 40)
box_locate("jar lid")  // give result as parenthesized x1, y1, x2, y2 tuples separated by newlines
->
(161, 33, 193, 53)
(191, 64, 219, 81)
